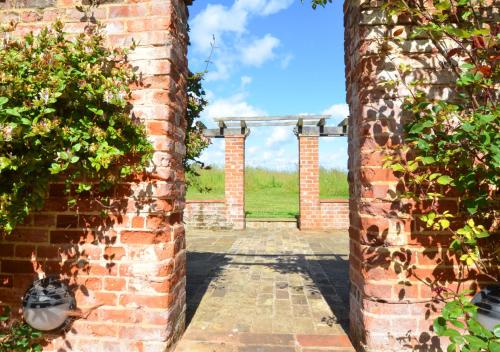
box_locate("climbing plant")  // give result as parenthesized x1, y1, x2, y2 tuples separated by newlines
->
(305, 0, 333, 9)
(185, 71, 210, 174)
(184, 35, 216, 191)
(0, 20, 153, 233)
(380, 1, 499, 350)
(0, 307, 42, 352)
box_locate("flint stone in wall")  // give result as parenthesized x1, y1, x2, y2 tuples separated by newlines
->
(10, 0, 55, 8)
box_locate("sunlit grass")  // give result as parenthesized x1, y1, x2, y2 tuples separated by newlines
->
(186, 166, 348, 218)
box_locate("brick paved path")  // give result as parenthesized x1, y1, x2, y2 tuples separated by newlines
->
(175, 229, 355, 352)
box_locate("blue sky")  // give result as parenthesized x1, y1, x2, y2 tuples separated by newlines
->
(188, 0, 348, 170)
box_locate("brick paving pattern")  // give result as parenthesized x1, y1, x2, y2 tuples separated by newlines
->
(175, 229, 355, 352)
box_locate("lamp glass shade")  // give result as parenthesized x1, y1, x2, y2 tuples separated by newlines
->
(22, 277, 75, 332)
(23, 303, 71, 331)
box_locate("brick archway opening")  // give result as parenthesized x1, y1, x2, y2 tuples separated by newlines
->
(200, 115, 348, 231)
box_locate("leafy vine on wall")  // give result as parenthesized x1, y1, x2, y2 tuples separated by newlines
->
(379, 1, 499, 350)
(309, 0, 498, 349)
(0, 19, 153, 233)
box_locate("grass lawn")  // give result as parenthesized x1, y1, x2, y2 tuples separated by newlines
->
(186, 167, 348, 218)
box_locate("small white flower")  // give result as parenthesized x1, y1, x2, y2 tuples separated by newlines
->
(2, 125, 13, 141)
(39, 88, 50, 105)
(103, 90, 113, 103)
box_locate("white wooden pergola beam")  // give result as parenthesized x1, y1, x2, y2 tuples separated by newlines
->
(204, 114, 349, 138)
(214, 114, 330, 122)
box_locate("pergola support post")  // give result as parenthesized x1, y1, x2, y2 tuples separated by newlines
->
(225, 133, 248, 230)
(298, 133, 321, 230)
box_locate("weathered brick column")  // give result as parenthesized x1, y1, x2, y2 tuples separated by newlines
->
(225, 134, 247, 230)
(298, 134, 321, 230)
(344, 1, 429, 349)
(0, 1, 190, 351)
(342, 1, 492, 351)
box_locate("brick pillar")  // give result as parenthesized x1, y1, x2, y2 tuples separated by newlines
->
(0, 1, 190, 351)
(298, 134, 321, 230)
(344, 1, 427, 348)
(225, 134, 247, 230)
(343, 1, 483, 351)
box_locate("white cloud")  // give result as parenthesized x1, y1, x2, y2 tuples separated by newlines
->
(322, 103, 349, 123)
(203, 93, 265, 126)
(191, 1, 293, 53)
(240, 75, 253, 88)
(199, 139, 225, 167)
(248, 146, 259, 154)
(246, 146, 298, 170)
(205, 52, 234, 81)
(241, 34, 280, 67)
(320, 144, 348, 170)
(190, 1, 294, 81)
(266, 127, 293, 147)
(190, 4, 247, 53)
(261, 0, 295, 15)
(280, 53, 294, 69)
(234, 0, 295, 16)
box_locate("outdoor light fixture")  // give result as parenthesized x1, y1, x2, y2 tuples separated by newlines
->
(22, 277, 75, 331)
(472, 284, 500, 330)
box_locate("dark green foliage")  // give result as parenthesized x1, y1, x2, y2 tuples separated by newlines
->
(382, 1, 499, 350)
(0, 21, 153, 233)
(433, 292, 500, 352)
(303, 0, 333, 9)
(185, 72, 210, 176)
(0, 308, 42, 352)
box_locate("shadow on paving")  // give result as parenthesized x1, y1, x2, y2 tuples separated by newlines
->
(186, 251, 231, 326)
(186, 250, 350, 331)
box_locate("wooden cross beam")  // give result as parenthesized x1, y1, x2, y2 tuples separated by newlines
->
(338, 117, 349, 135)
(204, 128, 251, 138)
(203, 114, 349, 138)
(224, 120, 320, 128)
(214, 114, 330, 122)
(294, 126, 346, 137)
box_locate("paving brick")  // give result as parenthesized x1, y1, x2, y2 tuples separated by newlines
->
(296, 334, 353, 348)
(176, 229, 353, 351)
(238, 346, 296, 352)
(239, 333, 294, 346)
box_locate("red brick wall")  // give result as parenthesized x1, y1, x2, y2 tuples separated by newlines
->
(320, 200, 349, 230)
(184, 200, 229, 230)
(298, 135, 321, 230)
(0, 1, 189, 351)
(225, 135, 246, 230)
(343, 1, 493, 350)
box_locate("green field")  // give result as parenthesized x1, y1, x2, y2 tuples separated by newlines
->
(186, 167, 348, 218)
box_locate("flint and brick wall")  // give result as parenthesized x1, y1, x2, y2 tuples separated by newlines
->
(184, 200, 229, 230)
(320, 200, 349, 230)
(0, 1, 189, 351)
(344, 1, 497, 351)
